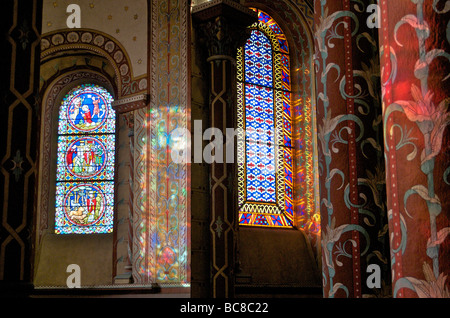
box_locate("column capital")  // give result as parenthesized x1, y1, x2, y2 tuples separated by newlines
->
(192, 0, 257, 57)
(111, 94, 149, 114)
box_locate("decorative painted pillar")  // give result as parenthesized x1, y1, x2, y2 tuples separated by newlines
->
(378, 0, 450, 298)
(132, 0, 190, 289)
(192, 0, 257, 298)
(124, 112, 134, 279)
(0, 0, 42, 289)
(314, 0, 391, 297)
(112, 95, 148, 284)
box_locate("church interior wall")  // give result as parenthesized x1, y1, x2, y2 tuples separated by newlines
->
(1, 0, 448, 300)
(33, 0, 146, 287)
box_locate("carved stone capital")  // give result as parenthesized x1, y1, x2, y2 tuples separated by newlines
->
(192, 0, 257, 58)
(111, 94, 149, 114)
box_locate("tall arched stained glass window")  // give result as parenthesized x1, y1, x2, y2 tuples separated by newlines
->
(237, 9, 293, 228)
(55, 84, 116, 234)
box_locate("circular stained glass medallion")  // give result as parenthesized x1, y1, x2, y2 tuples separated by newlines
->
(63, 183, 106, 226)
(67, 89, 108, 132)
(65, 137, 107, 179)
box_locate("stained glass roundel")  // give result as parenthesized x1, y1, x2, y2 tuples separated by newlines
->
(63, 183, 106, 226)
(67, 92, 108, 131)
(55, 84, 116, 234)
(58, 84, 115, 135)
(65, 137, 107, 179)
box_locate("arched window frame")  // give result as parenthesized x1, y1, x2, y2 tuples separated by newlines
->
(54, 83, 117, 234)
(237, 9, 294, 228)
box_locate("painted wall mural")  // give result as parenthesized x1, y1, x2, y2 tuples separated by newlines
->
(379, 0, 450, 298)
(314, 0, 391, 297)
(40, 29, 147, 98)
(42, 0, 148, 78)
(131, 0, 190, 287)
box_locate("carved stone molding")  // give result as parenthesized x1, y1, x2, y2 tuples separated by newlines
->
(111, 94, 149, 114)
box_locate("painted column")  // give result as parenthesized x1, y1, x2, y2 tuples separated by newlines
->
(314, 0, 391, 297)
(192, 0, 256, 298)
(132, 0, 190, 288)
(112, 95, 148, 284)
(379, 0, 450, 298)
(125, 113, 134, 279)
(0, 0, 42, 289)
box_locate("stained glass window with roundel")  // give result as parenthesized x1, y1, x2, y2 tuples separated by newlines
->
(237, 9, 293, 228)
(55, 84, 116, 234)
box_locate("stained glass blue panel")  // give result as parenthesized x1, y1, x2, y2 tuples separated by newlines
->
(245, 83, 276, 203)
(238, 9, 294, 228)
(244, 30, 273, 88)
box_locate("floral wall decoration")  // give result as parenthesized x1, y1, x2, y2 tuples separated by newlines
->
(314, 0, 391, 298)
(379, 0, 450, 298)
